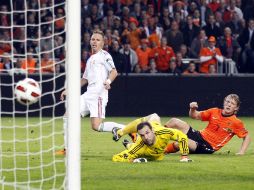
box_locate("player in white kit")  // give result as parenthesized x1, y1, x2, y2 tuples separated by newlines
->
(56, 30, 124, 155)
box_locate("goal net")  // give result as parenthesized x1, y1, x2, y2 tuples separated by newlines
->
(0, 0, 74, 189)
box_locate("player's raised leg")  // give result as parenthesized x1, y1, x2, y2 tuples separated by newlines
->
(92, 117, 125, 132)
(112, 113, 160, 141)
(165, 117, 190, 134)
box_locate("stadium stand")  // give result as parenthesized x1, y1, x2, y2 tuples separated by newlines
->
(0, 0, 253, 74)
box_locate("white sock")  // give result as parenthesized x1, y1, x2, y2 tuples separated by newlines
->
(98, 122, 125, 132)
(63, 116, 67, 149)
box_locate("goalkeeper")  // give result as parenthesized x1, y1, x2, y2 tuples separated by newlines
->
(112, 114, 192, 163)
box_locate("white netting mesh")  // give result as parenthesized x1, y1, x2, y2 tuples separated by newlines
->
(0, 0, 66, 189)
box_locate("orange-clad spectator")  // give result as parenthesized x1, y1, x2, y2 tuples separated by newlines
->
(21, 52, 37, 73)
(41, 53, 55, 73)
(150, 37, 175, 73)
(55, 8, 65, 32)
(199, 36, 223, 73)
(0, 53, 12, 72)
(135, 39, 151, 72)
(182, 61, 199, 75)
(0, 40, 11, 55)
(148, 33, 160, 48)
(123, 17, 144, 50)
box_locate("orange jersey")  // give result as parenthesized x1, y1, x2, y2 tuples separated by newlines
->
(199, 47, 222, 73)
(21, 58, 36, 73)
(128, 29, 142, 50)
(148, 33, 160, 47)
(55, 18, 65, 29)
(200, 108, 248, 151)
(136, 47, 151, 70)
(0, 44, 11, 55)
(41, 59, 55, 73)
(151, 46, 175, 71)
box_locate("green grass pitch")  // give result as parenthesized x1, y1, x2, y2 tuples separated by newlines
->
(0, 117, 254, 190)
(83, 117, 254, 190)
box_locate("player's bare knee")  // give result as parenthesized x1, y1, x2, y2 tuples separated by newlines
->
(166, 118, 189, 133)
(148, 113, 160, 122)
(165, 118, 179, 128)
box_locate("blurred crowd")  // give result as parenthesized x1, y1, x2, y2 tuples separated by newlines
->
(0, 0, 65, 74)
(1, 0, 254, 75)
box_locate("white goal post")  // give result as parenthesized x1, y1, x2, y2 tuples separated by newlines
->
(66, 0, 81, 189)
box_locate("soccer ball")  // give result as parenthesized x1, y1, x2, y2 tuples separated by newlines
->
(133, 158, 148, 163)
(15, 78, 41, 105)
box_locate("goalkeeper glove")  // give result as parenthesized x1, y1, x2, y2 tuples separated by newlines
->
(180, 155, 192, 162)
(133, 158, 148, 163)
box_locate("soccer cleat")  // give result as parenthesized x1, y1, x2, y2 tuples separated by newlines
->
(122, 139, 130, 149)
(55, 148, 66, 155)
(128, 133, 137, 142)
(112, 127, 121, 141)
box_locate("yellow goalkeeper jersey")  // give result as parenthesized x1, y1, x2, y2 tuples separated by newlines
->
(112, 121, 189, 162)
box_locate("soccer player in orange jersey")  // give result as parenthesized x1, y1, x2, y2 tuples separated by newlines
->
(164, 94, 251, 154)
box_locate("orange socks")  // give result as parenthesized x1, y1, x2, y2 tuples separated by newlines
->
(164, 143, 179, 154)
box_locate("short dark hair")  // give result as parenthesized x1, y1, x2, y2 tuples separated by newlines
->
(137, 122, 152, 131)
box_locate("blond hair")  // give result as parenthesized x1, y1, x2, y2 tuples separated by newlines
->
(224, 94, 241, 113)
(92, 30, 104, 38)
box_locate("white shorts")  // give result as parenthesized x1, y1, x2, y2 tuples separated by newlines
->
(80, 92, 108, 119)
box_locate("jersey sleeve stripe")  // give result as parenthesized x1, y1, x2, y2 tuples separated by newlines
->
(103, 51, 115, 69)
(180, 138, 189, 155)
(155, 130, 174, 136)
(129, 141, 145, 155)
(105, 57, 115, 69)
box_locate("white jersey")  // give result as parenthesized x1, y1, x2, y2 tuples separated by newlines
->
(83, 49, 115, 99)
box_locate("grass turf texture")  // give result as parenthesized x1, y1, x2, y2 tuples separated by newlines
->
(83, 117, 254, 190)
(0, 117, 254, 189)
